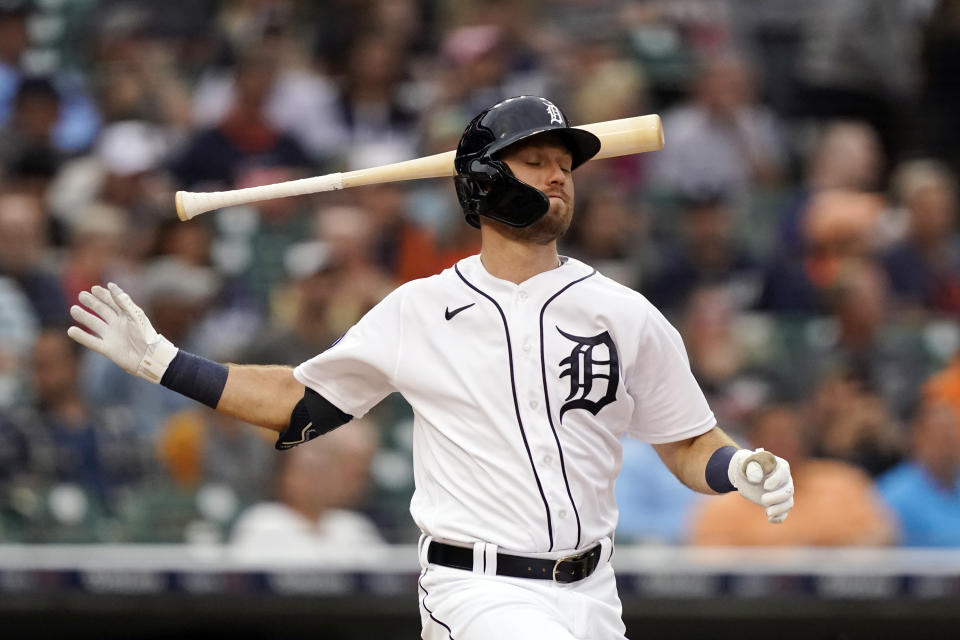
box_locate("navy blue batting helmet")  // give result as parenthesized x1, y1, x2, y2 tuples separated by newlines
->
(454, 96, 601, 228)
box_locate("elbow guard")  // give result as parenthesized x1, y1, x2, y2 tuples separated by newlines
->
(276, 387, 353, 450)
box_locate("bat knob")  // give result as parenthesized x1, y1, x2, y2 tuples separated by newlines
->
(175, 191, 189, 221)
(742, 449, 777, 483)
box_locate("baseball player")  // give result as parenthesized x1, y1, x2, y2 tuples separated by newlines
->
(67, 96, 794, 639)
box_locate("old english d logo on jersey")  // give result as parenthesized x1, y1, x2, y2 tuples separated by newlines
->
(556, 327, 619, 422)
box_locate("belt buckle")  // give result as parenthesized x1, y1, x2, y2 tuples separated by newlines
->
(552, 551, 585, 584)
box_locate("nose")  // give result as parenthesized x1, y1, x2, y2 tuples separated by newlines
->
(546, 160, 567, 186)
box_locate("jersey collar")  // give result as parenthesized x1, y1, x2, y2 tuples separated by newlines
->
(456, 254, 594, 297)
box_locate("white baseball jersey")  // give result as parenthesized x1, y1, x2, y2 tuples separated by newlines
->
(294, 255, 715, 554)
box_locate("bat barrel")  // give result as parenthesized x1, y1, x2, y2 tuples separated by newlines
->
(581, 114, 663, 160)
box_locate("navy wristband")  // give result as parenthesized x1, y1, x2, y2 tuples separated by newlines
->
(705, 446, 737, 493)
(160, 350, 228, 409)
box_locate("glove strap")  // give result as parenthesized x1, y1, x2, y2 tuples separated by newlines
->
(136, 337, 179, 383)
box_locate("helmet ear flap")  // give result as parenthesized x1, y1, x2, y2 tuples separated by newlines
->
(469, 158, 500, 195)
(454, 157, 503, 228)
(454, 173, 484, 228)
(466, 157, 550, 228)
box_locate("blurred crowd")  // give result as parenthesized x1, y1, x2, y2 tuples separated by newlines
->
(0, 0, 958, 551)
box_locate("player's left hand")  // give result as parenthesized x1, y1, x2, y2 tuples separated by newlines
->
(728, 448, 794, 524)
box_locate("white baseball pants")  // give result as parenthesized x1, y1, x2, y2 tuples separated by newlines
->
(417, 537, 628, 639)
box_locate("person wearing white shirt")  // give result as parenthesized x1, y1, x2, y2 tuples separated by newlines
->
(230, 417, 383, 562)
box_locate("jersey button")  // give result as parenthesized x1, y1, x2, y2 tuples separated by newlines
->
(543, 455, 553, 465)
(522, 341, 532, 352)
(519, 291, 528, 301)
(529, 400, 539, 410)
(559, 510, 568, 519)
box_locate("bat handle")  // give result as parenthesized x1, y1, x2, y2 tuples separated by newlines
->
(743, 449, 777, 483)
(175, 173, 346, 221)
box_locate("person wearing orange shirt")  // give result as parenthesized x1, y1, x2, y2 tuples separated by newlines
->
(925, 355, 960, 441)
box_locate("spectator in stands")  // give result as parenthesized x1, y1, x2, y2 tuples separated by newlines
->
(0, 6, 28, 103)
(807, 374, 905, 477)
(169, 50, 312, 191)
(59, 203, 129, 307)
(0, 6, 100, 155)
(240, 241, 344, 367)
(0, 404, 30, 484)
(2, 146, 62, 240)
(156, 407, 275, 505)
(0, 276, 36, 410)
(649, 51, 786, 199)
(47, 119, 173, 262)
(436, 11, 553, 119)
(313, 205, 394, 335)
(86, 6, 194, 130)
(917, 0, 960, 178)
(775, 120, 886, 256)
(408, 106, 483, 263)
(568, 37, 648, 127)
(817, 259, 930, 422)
(437, 25, 514, 116)
(0, 193, 69, 327)
(563, 184, 646, 289)
(565, 38, 650, 193)
(331, 32, 418, 160)
(925, 353, 960, 422)
(350, 147, 441, 284)
(149, 218, 262, 362)
(790, 0, 924, 165)
(230, 417, 384, 561)
(881, 159, 960, 314)
(678, 286, 778, 440)
(758, 190, 885, 313)
(0, 276, 34, 528)
(192, 14, 345, 165)
(0, 77, 63, 169)
(689, 403, 896, 546)
(877, 401, 960, 546)
(644, 187, 761, 312)
(7, 330, 143, 511)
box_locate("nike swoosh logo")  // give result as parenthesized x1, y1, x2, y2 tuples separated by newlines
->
(445, 303, 475, 321)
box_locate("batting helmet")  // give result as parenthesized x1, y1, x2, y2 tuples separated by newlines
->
(454, 96, 601, 228)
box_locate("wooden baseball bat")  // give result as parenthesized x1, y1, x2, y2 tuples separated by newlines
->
(175, 114, 664, 221)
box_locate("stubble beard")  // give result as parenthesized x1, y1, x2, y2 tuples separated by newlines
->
(493, 199, 572, 245)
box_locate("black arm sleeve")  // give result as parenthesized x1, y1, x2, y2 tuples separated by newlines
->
(275, 387, 353, 450)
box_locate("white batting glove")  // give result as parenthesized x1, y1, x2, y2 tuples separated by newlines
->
(728, 448, 794, 524)
(67, 282, 179, 384)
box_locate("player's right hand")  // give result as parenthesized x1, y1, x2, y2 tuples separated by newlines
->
(728, 448, 794, 524)
(67, 282, 179, 384)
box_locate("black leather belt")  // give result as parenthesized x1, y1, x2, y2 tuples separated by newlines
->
(427, 541, 602, 584)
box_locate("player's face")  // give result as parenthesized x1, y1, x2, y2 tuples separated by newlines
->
(499, 134, 576, 244)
